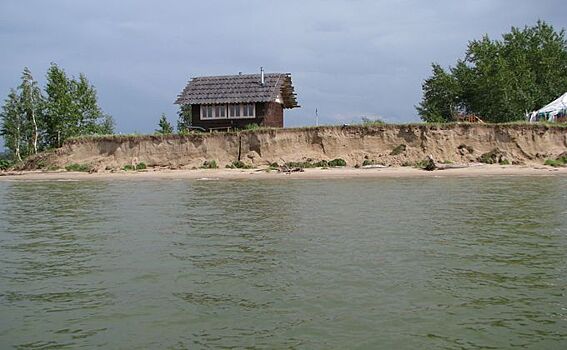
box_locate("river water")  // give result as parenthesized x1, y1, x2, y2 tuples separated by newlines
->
(0, 176, 566, 349)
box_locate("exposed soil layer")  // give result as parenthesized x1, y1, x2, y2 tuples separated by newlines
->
(21, 124, 567, 171)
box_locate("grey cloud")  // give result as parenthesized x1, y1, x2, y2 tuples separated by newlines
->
(0, 0, 565, 138)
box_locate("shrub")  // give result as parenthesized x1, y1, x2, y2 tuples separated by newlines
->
(226, 160, 253, 169)
(479, 149, 508, 165)
(123, 162, 147, 171)
(244, 123, 261, 130)
(458, 144, 474, 154)
(416, 157, 436, 171)
(285, 159, 345, 169)
(314, 160, 329, 167)
(544, 156, 566, 167)
(361, 117, 386, 126)
(285, 161, 315, 169)
(390, 144, 407, 156)
(328, 158, 347, 167)
(65, 163, 91, 172)
(201, 160, 218, 169)
(0, 159, 13, 170)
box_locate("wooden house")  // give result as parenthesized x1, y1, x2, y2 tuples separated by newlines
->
(175, 70, 299, 130)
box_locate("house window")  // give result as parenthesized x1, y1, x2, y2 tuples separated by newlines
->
(228, 104, 240, 118)
(202, 104, 255, 120)
(242, 104, 255, 118)
(215, 105, 226, 118)
(228, 104, 255, 119)
(201, 105, 227, 119)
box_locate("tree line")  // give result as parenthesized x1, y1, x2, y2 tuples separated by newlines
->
(417, 21, 567, 123)
(1, 64, 114, 161)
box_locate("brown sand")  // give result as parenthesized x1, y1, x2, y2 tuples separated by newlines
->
(1, 165, 566, 181)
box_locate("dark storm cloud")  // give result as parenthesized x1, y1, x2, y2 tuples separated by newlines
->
(0, 0, 565, 135)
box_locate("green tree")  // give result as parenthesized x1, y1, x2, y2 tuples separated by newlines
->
(44, 63, 74, 147)
(156, 113, 173, 134)
(417, 21, 567, 123)
(71, 73, 115, 135)
(0, 90, 25, 161)
(176, 104, 192, 133)
(43, 63, 115, 147)
(416, 64, 460, 122)
(18, 67, 43, 154)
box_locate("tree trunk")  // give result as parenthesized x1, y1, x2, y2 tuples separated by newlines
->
(31, 109, 38, 154)
(15, 126, 22, 162)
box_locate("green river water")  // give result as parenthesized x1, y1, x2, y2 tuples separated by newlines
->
(0, 176, 566, 349)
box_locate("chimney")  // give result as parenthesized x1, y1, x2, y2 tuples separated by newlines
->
(260, 67, 265, 85)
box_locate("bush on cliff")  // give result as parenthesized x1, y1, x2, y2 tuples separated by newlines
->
(544, 153, 567, 167)
(226, 160, 253, 169)
(0, 159, 13, 170)
(65, 163, 91, 172)
(201, 160, 218, 169)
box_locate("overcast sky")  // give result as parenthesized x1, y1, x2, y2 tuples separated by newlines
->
(0, 0, 565, 136)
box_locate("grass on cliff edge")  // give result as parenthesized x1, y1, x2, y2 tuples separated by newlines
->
(62, 122, 567, 144)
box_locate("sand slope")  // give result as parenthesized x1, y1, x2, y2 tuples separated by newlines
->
(21, 124, 567, 171)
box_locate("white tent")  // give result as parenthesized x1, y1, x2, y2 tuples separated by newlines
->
(529, 92, 567, 122)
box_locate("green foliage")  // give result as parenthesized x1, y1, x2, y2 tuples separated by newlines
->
(418, 21, 567, 123)
(361, 117, 386, 126)
(0, 159, 13, 170)
(0, 64, 114, 156)
(123, 162, 147, 171)
(226, 160, 253, 169)
(544, 159, 565, 167)
(478, 149, 510, 164)
(285, 161, 313, 169)
(18, 67, 43, 155)
(416, 158, 436, 171)
(390, 144, 407, 156)
(201, 160, 218, 169)
(43, 64, 114, 148)
(0, 89, 25, 161)
(65, 163, 90, 172)
(544, 153, 567, 167)
(328, 158, 347, 167)
(244, 123, 261, 130)
(156, 113, 173, 134)
(176, 104, 192, 133)
(286, 159, 346, 168)
(417, 63, 460, 122)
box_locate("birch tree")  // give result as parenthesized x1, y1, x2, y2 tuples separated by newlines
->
(19, 67, 43, 154)
(0, 90, 24, 161)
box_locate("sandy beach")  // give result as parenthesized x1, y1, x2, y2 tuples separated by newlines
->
(1, 164, 566, 181)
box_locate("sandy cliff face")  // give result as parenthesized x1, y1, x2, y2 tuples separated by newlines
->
(32, 124, 567, 170)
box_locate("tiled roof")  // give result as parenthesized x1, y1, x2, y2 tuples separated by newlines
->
(175, 73, 299, 108)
